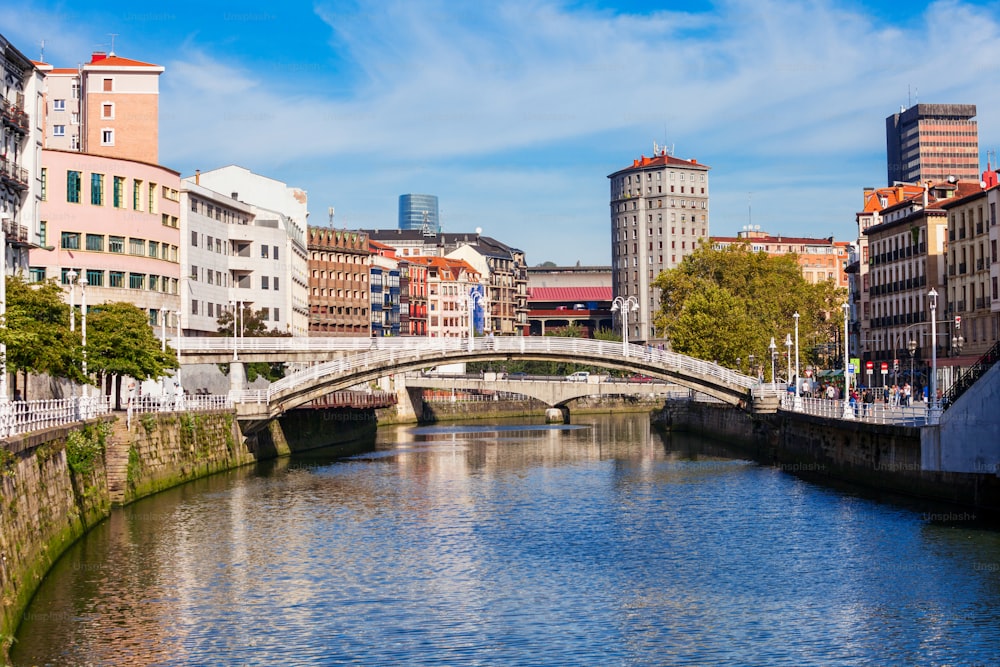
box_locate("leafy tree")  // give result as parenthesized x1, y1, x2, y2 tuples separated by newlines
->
(216, 305, 290, 382)
(86, 302, 179, 409)
(652, 243, 846, 378)
(0, 275, 85, 397)
(593, 327, 621, 342)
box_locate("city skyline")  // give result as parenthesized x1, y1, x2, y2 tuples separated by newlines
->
(4, 0, 1000, 266)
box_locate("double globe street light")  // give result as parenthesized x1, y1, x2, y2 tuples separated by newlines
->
(611, 296, 639, 357)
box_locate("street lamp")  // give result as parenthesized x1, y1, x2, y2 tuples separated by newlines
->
(842, 302, 852, 419)
(908, 338, 917, 397)
(952, 334, 964, 357)
(793, 311, 802, 411)
(748, 353, 755, 380)
(611, 296, 639, 357)
(768, 337, 777, 384)
(79, 275, 87, 401)
(66, 269, 77, 333)
(928, 288, 939, 423)
(784, 333, 792, 384)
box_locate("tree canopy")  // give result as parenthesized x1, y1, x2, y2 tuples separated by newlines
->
(652, 243, 845, 377)
(0, 275, 85, 389)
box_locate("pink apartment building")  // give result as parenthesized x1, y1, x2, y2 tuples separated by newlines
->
(29, 149, 181, 328)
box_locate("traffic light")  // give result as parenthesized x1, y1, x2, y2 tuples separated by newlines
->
(955, 315, 962, 330)
(893, 359, 899, 372)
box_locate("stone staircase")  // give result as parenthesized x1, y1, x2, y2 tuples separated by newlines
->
(105, 418, 133, 505)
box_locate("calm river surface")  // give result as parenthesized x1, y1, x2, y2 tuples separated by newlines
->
(13, 413, 1000, 666)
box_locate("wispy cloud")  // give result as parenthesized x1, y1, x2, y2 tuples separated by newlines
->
(6, 0, 1000, 264)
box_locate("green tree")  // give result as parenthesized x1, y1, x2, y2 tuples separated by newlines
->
(652, 243, 845, 377)
(216, 305, 290, 382)
(0, 275, 84, 397)
(86, 302, 179, 408)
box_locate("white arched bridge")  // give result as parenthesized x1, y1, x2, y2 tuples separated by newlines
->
(175, 336, 781, 430)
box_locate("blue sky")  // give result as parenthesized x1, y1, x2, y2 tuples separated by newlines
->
(4, 0, 1000, 265)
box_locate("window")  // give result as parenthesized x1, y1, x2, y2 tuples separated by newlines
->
(101, 103, 114, 119)
(86, 269, 104, 287)
(85, 234, 104, 251)
(273, 245, 279, 260)
(191, 231, 198, 247)
(262, 276, 269, 289)
(70, 135, 79, 150)
(149, 275, 159, 291)
(129, 238, 145, 255)
(133, 180, 143, 210)
(71, 82, 80, 99)
(273, 277, 279, 290)
(38, 221, 46, 246)
(109, 271, 124, 288)
(40, 168, 46, 201)
(260, 307, 270, 321)
(261, 245, 269, 259)
(148, 241, 159, 258)
(101, 129, 114, 146)
(191, 300, 199, 316)
(190, 266, 199, 281)
(129, 273, 145, 290)
(208, 302, 214, 317)
(71, 112, 79, 125)
(109, 236, 124, 253)
(148, 182, 157, 213)
(103, 78, 113, 92)
(60, 232, 81, 250)
(274, 308, 279, 322)
(60, 268, 81, 284)
(53, 125, 65, 136)
(113, 176, 125, 208)
(91, 173, 104, 205)
(29, 267, 46, 283)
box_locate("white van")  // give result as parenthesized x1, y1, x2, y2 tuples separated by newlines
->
(566, 371, 590, 382)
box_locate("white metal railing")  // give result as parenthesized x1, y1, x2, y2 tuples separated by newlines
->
(0, 395, 112, 439)
(779, 394, 930, 426)
(127, 393, 233, 415)
(253, 337, 757, 404)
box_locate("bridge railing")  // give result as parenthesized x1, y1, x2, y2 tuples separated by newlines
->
(253, 337, 760, 403)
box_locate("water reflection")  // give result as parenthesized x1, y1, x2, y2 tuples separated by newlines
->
(13, 413, 1000, 666)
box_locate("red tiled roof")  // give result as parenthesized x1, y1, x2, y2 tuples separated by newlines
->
(528, 287, 613, 302)
(712, 236, 849, 247)
(88, 54, 162, 68)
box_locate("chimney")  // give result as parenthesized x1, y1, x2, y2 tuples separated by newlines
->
(194, 169, 200, 185)
(231, 192, 238, 200)
(90, 51, 107, 63)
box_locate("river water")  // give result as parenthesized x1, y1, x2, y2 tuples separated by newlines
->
(12, 413, 1000, 666)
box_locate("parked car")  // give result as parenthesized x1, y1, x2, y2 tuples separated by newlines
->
(566, 371, 590, 382)
(629, 374, 654, 383)
(507, 372, 528, 380)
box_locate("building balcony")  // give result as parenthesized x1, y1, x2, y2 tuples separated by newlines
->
(1, 218, 29, 245)
(0, 156, 29, 190)
(959, 263, 967, 274)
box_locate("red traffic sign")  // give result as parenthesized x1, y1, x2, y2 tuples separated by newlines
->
(865, 360, 874, 370)
(880, 361, 888, 374)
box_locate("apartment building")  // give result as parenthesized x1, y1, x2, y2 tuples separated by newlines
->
(711, 229, 851, 289)
(940, 174, 1000, 358)
(608, 148, 710, 344)
(862, 180, 983, 367)
(180, 180, 256, 336)
(1, 34, 45, 274)
(409, 256, 481, 338)
(29, 149, 182, 326)
(400, 259, 428, 336)
(370, 240, 400, 337)
(193, 166, 309, 336)
(365, 229, 528, 336)
(306, 227, 370, 336)
(35, 51, 164, 163)
(886, 104, 979, 186)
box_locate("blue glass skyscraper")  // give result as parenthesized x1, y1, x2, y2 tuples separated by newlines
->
(398, 194, 440, 233)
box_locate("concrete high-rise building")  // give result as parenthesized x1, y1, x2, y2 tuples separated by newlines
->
(398, 194, 439, 233)
(608, 148, 710, 344)
(886, 104, 979, 186)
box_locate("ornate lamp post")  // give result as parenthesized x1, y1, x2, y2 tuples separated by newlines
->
(842, 302, 853, 419)
(928, 288, 939, 423)
(79, 274, 87, 401)
(908, 338, 917, 397)
(611, 296, 639, 357)
(768, 337, 777, 384)
(784, 333, 792, 384)
(793, 311, 802, 411)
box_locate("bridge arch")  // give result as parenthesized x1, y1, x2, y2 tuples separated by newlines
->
(223, 337, 764, 427)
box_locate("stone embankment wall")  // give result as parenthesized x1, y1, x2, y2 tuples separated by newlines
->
(418, 395, 665, 423)
(0, 410, 252, 657)
(656, 400, 1000, 513)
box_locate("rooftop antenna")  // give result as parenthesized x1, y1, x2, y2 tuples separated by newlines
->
(108, 33, 118, 56)
(39, 39, 44, 62)
(327, 206, 335, 227)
